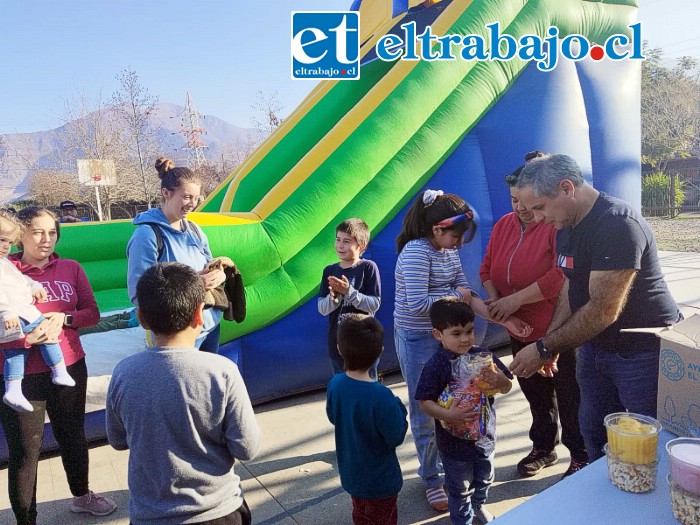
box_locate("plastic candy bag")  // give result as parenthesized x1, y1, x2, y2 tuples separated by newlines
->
(437, 352, 497, 453)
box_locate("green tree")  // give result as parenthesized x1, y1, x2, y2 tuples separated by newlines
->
(641, 44, 700, 167)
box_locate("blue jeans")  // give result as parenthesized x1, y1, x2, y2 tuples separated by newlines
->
(196, 323, 221, 354)
(442, 450, 494, 525)
(329, 355, 379, 381)
(394, 327, 443, 488)
(576, 342, 660, 461)
(3, 317, 64, 381)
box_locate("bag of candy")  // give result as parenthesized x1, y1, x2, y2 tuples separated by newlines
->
(437, 353, 496, 447)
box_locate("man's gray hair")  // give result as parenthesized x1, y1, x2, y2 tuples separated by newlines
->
(516, 154, 585, 197)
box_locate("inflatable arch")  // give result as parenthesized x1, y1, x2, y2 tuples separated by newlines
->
(54, 0, 641, 403)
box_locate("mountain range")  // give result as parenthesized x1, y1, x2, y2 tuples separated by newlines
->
(0, 103, 256, 203)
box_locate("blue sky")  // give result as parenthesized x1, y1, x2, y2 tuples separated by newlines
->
(0, 0, 697, 135)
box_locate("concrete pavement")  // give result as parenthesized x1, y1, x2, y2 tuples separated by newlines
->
(0, 250, 698, 525)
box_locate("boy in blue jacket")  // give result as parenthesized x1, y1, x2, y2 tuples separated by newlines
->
(326, 314, 408, 525)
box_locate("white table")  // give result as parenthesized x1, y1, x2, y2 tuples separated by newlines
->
(494, 430, 680, 524)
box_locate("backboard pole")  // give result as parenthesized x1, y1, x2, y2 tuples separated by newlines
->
(95, 186, 103, 221)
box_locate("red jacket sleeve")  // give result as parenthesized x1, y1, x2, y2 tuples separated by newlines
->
(479, 234, 494, 284)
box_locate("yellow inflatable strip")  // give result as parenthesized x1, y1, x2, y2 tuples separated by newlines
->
(252, 0, 467, 220)
(212, 8, 410, 213)
(186, 211, 261, 226)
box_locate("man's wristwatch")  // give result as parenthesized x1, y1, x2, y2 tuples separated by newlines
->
(536, 338, 554, 361)
(64, 314, 73, 327)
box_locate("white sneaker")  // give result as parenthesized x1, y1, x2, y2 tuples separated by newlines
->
(474, 505, 495, 524)
(70, 491, 117, 516)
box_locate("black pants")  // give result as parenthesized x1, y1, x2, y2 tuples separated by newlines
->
(131, 499, 252, 525)
(0, 359, 89, 525)
(511, 339, 587, 461)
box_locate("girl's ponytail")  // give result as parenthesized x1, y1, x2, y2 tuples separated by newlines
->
(396, 190, 477, 253)
(396, 191, 430, 253)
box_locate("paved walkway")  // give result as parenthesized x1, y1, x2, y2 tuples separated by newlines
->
(0, 251, 698, 525)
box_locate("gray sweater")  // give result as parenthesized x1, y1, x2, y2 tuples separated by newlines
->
(106, 346, 261, 525)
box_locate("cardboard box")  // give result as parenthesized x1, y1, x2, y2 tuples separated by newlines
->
(652, 314, 700, 437)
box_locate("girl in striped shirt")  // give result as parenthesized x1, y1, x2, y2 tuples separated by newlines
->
(393, 190, 530, 511)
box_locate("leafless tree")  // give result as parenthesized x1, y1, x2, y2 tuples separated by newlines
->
(0, 136, 7, 176)
(27, 169, 80, 207)
(50, 91, 131, 219)
(111, 69, 161, 207)
(197, 136, 258, 196)
(250, 90, 284, 142)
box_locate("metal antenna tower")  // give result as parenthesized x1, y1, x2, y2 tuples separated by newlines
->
(179, 91, 207, 169)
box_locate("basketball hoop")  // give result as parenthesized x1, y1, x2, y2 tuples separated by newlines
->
(77, 159, 117, 222)
(78, 159, 116, 187)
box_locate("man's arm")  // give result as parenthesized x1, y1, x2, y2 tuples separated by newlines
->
(543, 268, 637, 351)
(510, 269, 636, 377)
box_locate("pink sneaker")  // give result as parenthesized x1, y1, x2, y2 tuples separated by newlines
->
(70, 490, 117, 516)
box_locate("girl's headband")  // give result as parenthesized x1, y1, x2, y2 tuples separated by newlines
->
(436, 211, 474, 229)
(423, 189, 444, 207)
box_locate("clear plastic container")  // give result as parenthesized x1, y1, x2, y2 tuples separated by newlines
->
(667, 437, 700, 497)
(604, 443, 658, 493)
(604, 412, 661, 465)
(669, 475, 700, 525)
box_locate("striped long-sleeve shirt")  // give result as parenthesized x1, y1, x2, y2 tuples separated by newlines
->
(394, 238, 469, 331)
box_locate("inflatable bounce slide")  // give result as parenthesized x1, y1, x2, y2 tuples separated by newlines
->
(20, 0, 642, 434)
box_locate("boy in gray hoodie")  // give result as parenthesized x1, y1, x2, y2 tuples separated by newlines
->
(106, 262, 261, 525)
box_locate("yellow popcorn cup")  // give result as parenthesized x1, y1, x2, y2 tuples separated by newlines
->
(604, 412, 661, 465)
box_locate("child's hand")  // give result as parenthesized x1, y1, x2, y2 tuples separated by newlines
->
(537, 356, 559, 378)
(485, 295, 521, 323)
(477, 366, 512, 394)
(328, 275, 350, 295)
(328, 286, 339, 302)
(33, 288, 48, 303)
(4, 317, 20, 331)
(443, 400, 480, 425)
(502, 316, 532, 338)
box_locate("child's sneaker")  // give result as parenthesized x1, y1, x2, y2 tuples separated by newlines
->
(70, 491, 117, 516)
(474, 505, 495, 524)
(426, 486, 449, 511)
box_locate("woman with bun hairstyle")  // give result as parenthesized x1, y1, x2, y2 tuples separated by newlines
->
(394, 190, 531, 512)
(0, 207, 116, 523)
(127, 158, 226, 353)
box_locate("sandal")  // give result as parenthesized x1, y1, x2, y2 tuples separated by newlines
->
(426, 486, 449, 512)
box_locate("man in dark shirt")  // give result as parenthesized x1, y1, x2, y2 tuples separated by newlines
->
(509, 153, 681, 461)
